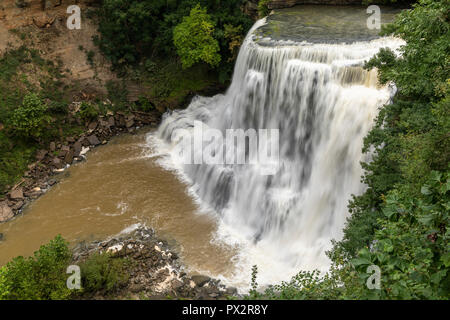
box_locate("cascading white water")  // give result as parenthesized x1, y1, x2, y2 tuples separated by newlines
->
(149, 18, 405, 288)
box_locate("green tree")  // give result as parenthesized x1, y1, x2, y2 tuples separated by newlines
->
(93, 0, 252, 80)
(258, 0, 271, 17)
(173, 5, 221, 69)
(0, 235, 73, 300)
(9, 93, 51, 141)
(79, 252, 129, 294)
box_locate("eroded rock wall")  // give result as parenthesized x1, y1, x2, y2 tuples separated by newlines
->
(267, 0, 362, 10)
(243, 0, 364, 20)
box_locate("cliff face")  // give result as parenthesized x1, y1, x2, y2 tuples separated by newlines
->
(267, 0, 362, 9)
(0, 0, 114, 93)
(243, 0, 364, 20)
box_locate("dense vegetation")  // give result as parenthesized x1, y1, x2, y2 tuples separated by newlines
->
(0, 236, 129, 300)
(173, 5, 222, 69)
(0, 46, 133, 195)
(93, 0, 252, 81)
(0, 46, 72, 195)
(249, 0, 449, 300)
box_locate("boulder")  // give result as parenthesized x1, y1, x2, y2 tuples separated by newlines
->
(226, 287, 238, 295)
(191, 275, 211, 287)
(87, 135, 100, 146)
(33, 13, 55, 28)
(126, 118, 135, 128)
(12, 201, 24, 211)
(171, 279, 184, 292)
(52, 157, 64, 169)
(129, 283, 144, 293)
(9, 188, 24, 200)
(49, 141, 56, 152)
(99, 119, 110, 129)
(73, 141, 82, 156)
(36, 149, 48, 161)
(80, 137, 90, 147)
(0, 202, 14, 223)
(107, 116, 115, 127)
(64, 149, 74, 164)
(88, 122, 98, 131)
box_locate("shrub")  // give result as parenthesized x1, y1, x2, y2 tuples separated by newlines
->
(77, 102, 99, 122)
(173, 5, 221, 69)
(258, 0, 271, 17)
(350, 172, 450, 299)
(9, 93, 51, 141)
(0, 266, 10, 300)
(133, 96, 155, 112)
(0, 235, 72, 300)
(106, 80, 129, 112)
(79, 252, 129, 294)
(93, 0, 252, 81)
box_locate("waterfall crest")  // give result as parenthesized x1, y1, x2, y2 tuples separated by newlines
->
(150, 18, 404, 287)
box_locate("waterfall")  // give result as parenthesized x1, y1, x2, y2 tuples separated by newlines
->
(149, 18, 404, 287)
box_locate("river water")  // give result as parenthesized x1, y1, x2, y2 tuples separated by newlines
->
(0, 5, 403, 290)
(0, 130, 237, 278)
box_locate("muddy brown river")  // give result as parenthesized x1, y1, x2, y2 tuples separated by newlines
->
(0, 129, 237, 279)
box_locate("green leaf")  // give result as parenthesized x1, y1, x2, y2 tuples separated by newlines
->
(430, 270, 447, 285)
(351, 257, 372, 267)
(418, 214, 434, 226)
(441, 252, 450, 268)
(430, 171, 442, 183)
(421, 185, 432, 195)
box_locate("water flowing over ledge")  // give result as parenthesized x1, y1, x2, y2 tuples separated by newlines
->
(151, 16, 405, 289)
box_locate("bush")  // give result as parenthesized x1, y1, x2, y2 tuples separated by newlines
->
(79, 252, 129, 294)
(9, 93, 51, 141)
(133, 96, 155, 112)
(173, 5, 221, 69)
(0, 267, 10, 300)
(93, 0, 252, 81)
(77, 102, 99, 122)
(350, 172, 450, 299)
(106, 80, 129, 112)
(0, 235, 72, 300)
(258, 0, 271, 17)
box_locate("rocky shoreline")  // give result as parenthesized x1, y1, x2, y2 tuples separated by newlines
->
(0, 108, 161, 225)
(72, 226, 238, 300)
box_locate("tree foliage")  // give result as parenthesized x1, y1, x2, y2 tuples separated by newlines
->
(173, 5, 221, 69)
(93, 0, 252, 79)
(248, 0, 449, 300)
(10, 93, 52, 141)
(79, 252, 129, 294)
(0, 235, 72, 300)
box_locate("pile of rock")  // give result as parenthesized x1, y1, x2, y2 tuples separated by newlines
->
(0, 109, 161, 223)
(73, 226, 238, 300)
